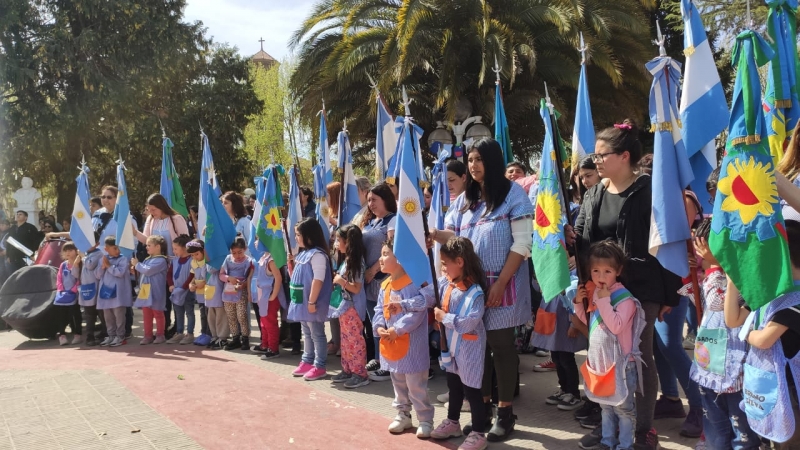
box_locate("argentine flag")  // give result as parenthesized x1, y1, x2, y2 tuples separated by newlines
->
(679, 0, 728, 207)
(198, 132, 222, 242)
(312, 163, 331, 244)
(572, 45, 595, 163)
(70, 164, 96, 253)
(113, 162, 136, 258)
(319, 109, 333, 185)
(393, 117, 432, 287)
(376, 95, 399, 182)
(337, 131, 361, 225)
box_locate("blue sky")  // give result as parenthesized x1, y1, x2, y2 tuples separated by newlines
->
(183, 0, 317, 60)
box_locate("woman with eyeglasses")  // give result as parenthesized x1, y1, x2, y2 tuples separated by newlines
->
(572, 120, 684, 449)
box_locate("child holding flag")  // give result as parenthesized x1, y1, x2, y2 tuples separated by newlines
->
(251, 242, 285, 358)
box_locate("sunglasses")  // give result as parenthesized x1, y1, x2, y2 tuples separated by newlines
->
(101, 195, 115, 200)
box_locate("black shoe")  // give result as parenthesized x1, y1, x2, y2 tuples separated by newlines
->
(578, 427, 602, 449)
(239, 336, 250, 351)
(251, 344, 269, 354)
(85, 340, 98, 347)
(487, 405, 516, 442)
(165, 326, 177, 339)
(428, 368, 434, 380)
(365, 359, 381, 373)
(580, 408, 602, 429)
(574, 401, 598, 420)
(260, 350, 280, 360)
(210, 339, 224, 350)
(463, 401, 494, 435)
(282, 338, 295, 349)
(633, 428, 659, 450)
(224, 336, 241, 351)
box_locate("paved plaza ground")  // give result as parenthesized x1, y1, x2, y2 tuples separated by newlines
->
(0, 311, 697, 450)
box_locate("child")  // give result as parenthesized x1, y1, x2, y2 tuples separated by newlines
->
(95, 237, 133, 346)
(726, 219, 800, 447)
(132, 235, 169, 344)
(251, 241, 285, 359)
(187, 239, 212, 346)
(686, 219, 759, 449)
(372, 240, 434, 438)
(204, 257, 229, 350)
(574, 241, 645, 450)
(167, 235, 197, 345)
(219, 237, 254, 351)
(54, 242, 82, 345)
(74, 243, 105, 346)
(413, 238, 489, 449)
(329, 225, 370, 389)
(288, 218, 333, 381)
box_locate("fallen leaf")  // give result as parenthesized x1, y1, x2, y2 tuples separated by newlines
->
(98, 432, 107, 436)
(177, 375, 185, 380)
(131, 429, 141, 433)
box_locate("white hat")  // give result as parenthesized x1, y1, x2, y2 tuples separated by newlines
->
(243, 188, 256, 196)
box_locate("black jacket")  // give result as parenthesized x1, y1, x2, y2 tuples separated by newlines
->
(575, 175, 681, 307)
(6, 222, 42, 263)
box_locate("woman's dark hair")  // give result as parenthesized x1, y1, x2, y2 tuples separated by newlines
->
(61, 241, 77, 252)
(189, 205, 198, 214)
(440, 237, 488, 293)
(506, 161, 526, 173)
(173, 234, 192, 247)
(695, 218, 712, 241)
(230, 236, 247, 250)
(595, 119, 643, 166)
(222, 191, 248, 220)
(360, 183, 397, 228)
(41, 219, 57, 230)
(446, 159, 466, 177)
(336, 224, 366, 281)
(90, 197, 102, 208)
(147, 193, 178, 217)
(706, 167, 720, 194)
(101, 186, 118, 196)
(462, 138, 512, 216)
(786, 220, 800, 268)
(578, 155, 597, 171)
(300, 186, 314, 201)
(295, 217, 330, 254)
(588, 240, 627, 272)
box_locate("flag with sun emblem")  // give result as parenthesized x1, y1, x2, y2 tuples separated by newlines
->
(253, 167, 287, 269)
(709, 30, 794, 310)
(312, 163, 331, 244)
(70, 161, 95, 253)
(393, 115, 432, 287)
(113, 160, 136, 258)
(531, 99, 570, 302)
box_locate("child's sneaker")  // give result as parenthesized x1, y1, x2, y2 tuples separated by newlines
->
(388, 412, 412, 434)
(369, 369, 391, 381)
(545, 389, 567, 405)
(139, 337, 154, 345)
(260, 349, 280, 360)
(557, 393, 583, 411)
(292, 362, 314, 377)
(458, 431, 488, 450)
(430, 419, 463, 439)
(250, 344, 269, 354)
(166, 333, 183, 344)
(344, 375, 370, 389)
(416, 421, 433, 439)
(365, 359, 380, 373)
(109, 337, 123, 347)
(58, 335, 68, 346)
(194, 334, 212, 346)
(533, 360, 556, 372)
(179, 333, 194, 345)
(331, 371, 352, 383)
(100, 336, 114, 346)
(436, 391, 450, 403)
(153, 335, 166, 344)
(71, 334, 82, 345)
(303, 367, 328, 381)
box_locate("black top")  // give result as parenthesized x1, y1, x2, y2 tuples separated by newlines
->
(595, 186, 633, 242)
(303, 201, 316, 219)
(6, 222, 43, 262)
(773, 307, 800, 359)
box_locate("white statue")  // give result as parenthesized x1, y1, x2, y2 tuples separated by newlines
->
(12, 177, 41, 228)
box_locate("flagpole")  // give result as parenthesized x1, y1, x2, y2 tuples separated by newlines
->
(276, 164, 294, 267)
(338, 120, 347, 226)
(685, 223, 704, 321)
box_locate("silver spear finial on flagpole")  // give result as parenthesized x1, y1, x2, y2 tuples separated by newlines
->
(544, 82, 554, 116)
(401, 85, 412, 117)
(493, 55, 501, 83)
(655, 20, 667, 57)
(158, 118, 166, 139)
(578, 32, 588, 65)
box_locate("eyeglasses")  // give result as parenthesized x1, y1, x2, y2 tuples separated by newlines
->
(591, 152, 619, 163)
(101, 195, 115, 200)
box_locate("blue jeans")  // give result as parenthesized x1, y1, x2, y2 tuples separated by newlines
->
(601, 362, 637, 450)
(173, 292, 196, 334)
(366, 300, 380, 361)
(700, 387, 760, 450)
(686, 299, 698, 336)
(301, 321, 328, 368)
(654, 296, 702, 409)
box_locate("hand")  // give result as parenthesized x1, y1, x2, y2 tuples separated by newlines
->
(426, 228, 437, 249)
(101, 256, 110, 269)
(45, 232, 56, 240)
(434, 307, 446, 322)
(377, 327, 389, 339)
(169, 286, 175, 292)
(308, 302, 317, 313)
(387, 327, 398, 342)
(131, 257, 138, 266)
(486, 280, 507, 308)
(575, 285, 587, 305)
(333, 274, 346, 287)
(568, 255, 576, 271)
(596, 283, 610, 298)
(567, 326, 579, 338)
(386, 303, 402, 315)
(564, 224, 577, 246)
(73, 253, 82, 266)
(694, 237, 718, 266)
(658, 305, 672, 322)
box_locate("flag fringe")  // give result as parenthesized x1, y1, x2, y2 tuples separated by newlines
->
(386, 177, 397, 185)
(776, 99, 793, 109)
(418, 181, 430, 189)
(684, 46, 696, 57)
(649, 120, 683, 133)
(730, 135, 762, 146)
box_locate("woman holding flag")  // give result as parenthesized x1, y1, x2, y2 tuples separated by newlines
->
(430, 138, 533, 442)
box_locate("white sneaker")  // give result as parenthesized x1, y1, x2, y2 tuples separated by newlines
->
(109, 337, 123, 347)
(99, 336, 113, 346)
(58, 335, 68, 346)
(388, 412, 413, 434)
(416, 421, 433, 439)
(436, 391, 450, 403)
(167, 333, 184, 344)
(71, 335, 82, 345)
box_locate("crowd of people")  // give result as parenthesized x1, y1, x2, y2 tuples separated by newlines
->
(3, 119, 800, 450)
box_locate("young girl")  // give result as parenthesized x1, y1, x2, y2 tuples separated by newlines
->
(132, 235, 170, 344)
(686, 219, 759, 450)
(373, 240, 434, 438)
(329, 225, 370, 389)
(726, 219, 800, 447)
(204, 254, 229, 350)
(187, 239, 212, 346)
(95, 237, 133, 346)
(167, 235, 196, 345)
(54, 242, 82, 345)
(288, 218, 333, 381)
(220, 237, 254, 351)
(251, 241, 285, 359)
(414, 238, 489, 449)
(74, 243, 104, 347)
(574, 241, 645, 450)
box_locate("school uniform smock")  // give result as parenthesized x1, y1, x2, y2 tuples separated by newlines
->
(372, 275, 429, 374)
(133, 256, 169, 310)
(445, 183, 533, 330)
(203, 265, 223, 308)
(287, 248, 332, 323)
(169, 256, 194, 307)
(190, 259, 207, 304)
(361, 214, 396, 305)
(328, 261, 367, 320)
(532, 275, 588, 353)
(94, 255, 133, 309)
(255, 253, 287, 312)
(220, 255, 254, 303)
(57, 262, 79, 295)
(74, 250, 102, 307)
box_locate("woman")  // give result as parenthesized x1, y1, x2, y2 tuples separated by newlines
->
(359, 183, 397, 381)
(187, 205, 199, 239)
(300, 186, 316, 219)
(431, 138, 534, 442)
(221, 192, 251, 245)
(573, 120, 682, 450)
(326, 181, 342, 231)
(446, 159, 468, 202)
(778, 121, 800, 222)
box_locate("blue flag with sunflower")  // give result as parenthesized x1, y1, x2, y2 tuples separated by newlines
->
(531, 99, 571, 303)
(253, 166, 288, 269)
(709, 30, 794, 310)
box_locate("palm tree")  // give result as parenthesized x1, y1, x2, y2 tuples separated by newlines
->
(290, 0, 657, 166)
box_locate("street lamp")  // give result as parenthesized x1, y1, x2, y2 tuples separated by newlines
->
(427, 121, 453, 149)
(428, 117, 493, 163)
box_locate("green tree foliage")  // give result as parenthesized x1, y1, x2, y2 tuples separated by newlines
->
(290, 0, 659, 165)
(244, 62, 287, 170)
(0, 0, 260, 220)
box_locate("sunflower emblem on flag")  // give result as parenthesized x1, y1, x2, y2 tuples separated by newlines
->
(534, 190, 562, 243)
(265, 207, 282, 233)
(75, 211, 85, 219)
(401, 197, 420, 216)
(717, 157, 778, 226)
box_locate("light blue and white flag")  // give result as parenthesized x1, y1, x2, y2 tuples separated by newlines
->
(286, 166, 303, 256)
(113, 160, 136, 258)
(312, 163, 331, 244)
(648, 55, 694, 278)
(428, 145, 451, 274)
(318, 107, 333, 185)
(679, 0, 728, 207)
(70, 162, 95, 252)
(386, 119, 425, 186)
(376, 94, 400, 182)
(573, 35, 595, 164)
(393, 116, 432, 287)
(198, 132, 222, 242)
(337, 130, 361, 225)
